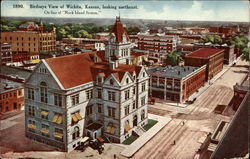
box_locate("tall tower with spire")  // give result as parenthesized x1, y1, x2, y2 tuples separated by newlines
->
(105, 16, 133, 66)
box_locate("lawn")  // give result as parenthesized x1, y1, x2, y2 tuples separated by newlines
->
(122, 135, 139, 145)
(143, 119, 158, 131)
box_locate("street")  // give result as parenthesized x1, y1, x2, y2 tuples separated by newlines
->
(133, 59, 249, 159)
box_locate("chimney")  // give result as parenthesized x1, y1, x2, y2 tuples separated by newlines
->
(109, 61, 118, 69)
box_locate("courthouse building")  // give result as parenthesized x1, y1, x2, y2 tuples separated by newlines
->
(185, 48, 224, 81)
(24, 17, 149, 152)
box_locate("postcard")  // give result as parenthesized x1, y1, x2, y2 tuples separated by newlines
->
(0, 0, 249, 159)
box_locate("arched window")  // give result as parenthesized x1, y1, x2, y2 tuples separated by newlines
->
(72, 126, 80, 140)
(141, 109, 145, 121)
(40, 81, 48, 103)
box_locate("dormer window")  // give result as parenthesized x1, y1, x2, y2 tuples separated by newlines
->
(110, 79, 114, 85)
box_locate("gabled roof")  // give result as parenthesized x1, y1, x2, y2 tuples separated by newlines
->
(45, 51, 142, 89)
(110, 17, 130, 42)
(186, 48, 224, 59)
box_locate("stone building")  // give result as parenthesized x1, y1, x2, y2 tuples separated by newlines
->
(147, 65, 206, 104)
(185, 48, 224, 81)
(24, 17, 149, 152)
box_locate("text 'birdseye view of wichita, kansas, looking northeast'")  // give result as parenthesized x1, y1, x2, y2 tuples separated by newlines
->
(0, 0, 249, 159)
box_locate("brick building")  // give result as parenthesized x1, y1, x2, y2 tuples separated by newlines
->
(137, 34, 178, 59)
(0, 43, 12, 66)
(185, 48, 224, 81)
(147, 65, 206, 104)
(0, 79, 24, 113)
(0, 22, 56, 55)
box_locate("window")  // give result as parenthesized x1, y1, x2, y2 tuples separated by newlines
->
(97, 104, 102, 113)
(97, 89, 102, 99)
(141, 82, 146, 92)
(110, 79, 114, 85)
(141, 96, 146, 106)
(108, 91, 115, 101)
(54, 128, 63, 141)
(86, 89, 93, 100)
(126, 78, 129, 84)
(41, 124, 49, 136)
(72, 126, 80, 140)
(86, 105, 93, 115)
(141, 109, 145, 120)
(71, 94, 79, 106)
(28, 88, 34, 100)
(71, 111, 82, 125)
(133, 86, 136, 95)
(124, 105, 130, 116)
(41, 109, 49, 120)
(125, 90, 130, 100)
(40, 82, 48, 103)
(28, 120, 36, 131)
(108, 107, 116, 118)
(54, 93, 62, 107)
(133, 102, 136, 109)
(28, 105, 35, 116)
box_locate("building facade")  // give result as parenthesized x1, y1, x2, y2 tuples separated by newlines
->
(0, 79, 24, 113)
(185, 48, 224, 81)
(0, 24, 56, 54)
(24, 17, 149, 152)
(137, 34, 178, 59)
(0, 43, 12, 66)
(147, 65, 206, 103)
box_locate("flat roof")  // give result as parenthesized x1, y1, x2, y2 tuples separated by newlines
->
(147, 65, 201, 79)
(0, 79, 23, 93)
(0, 66, 31, 80)
(186, 48, 224, 58)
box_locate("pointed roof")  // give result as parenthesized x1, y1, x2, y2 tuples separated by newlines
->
(110, 17, 130, 42)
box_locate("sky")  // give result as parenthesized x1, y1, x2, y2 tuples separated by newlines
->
(1, 0, 249, 22)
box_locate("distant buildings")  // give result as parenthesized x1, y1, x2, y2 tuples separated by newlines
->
(24, 17, 149, 151)
(131, 51, 148, 66)
(147, 65, 206, 103)
(0, 43, 12, 66)
(0, 21, 56, 64)
(185, 48, 224, 81)
(137, 34, 179, 62)
(209, 27, 237, 38)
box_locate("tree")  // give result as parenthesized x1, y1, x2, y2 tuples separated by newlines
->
(241, 47, 249, 61)
(200, 35, 222, 44)
(166, 51, 183, 66)
(76, 30, 92, 38)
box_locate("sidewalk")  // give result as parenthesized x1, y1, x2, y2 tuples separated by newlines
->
(120, 114, 172, 158)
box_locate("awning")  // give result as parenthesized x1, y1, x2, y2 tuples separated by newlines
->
(72, 114, 78, 122)
(105, 126, 111, 133)
(81, 136, 89, 143)
(40, 128, 49, 133)
(110, 127, 116, 134)
(72, 113, 83, 123)
(28, 124, 36, 129)
(54, 132, 63, 138)
(124, 124, 132, 132)
(75, 112, 82, 120)
(52, 114, 59, 122)
(57, 116, 62, 124)
(41, 111, 49, 116)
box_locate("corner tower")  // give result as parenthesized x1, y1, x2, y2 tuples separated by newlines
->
(105, 16, 133, 65)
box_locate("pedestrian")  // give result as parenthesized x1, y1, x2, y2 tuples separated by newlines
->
(114, 154, 116, 159)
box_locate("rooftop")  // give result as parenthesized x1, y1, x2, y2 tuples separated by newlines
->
(45, 51, 142, 89)
(0, 78, 23, 94)
(147, 65, 201, 79)
(186, 48, 224, 58)
(0, 66, 31, 81)
(110, 17, 130, 42)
